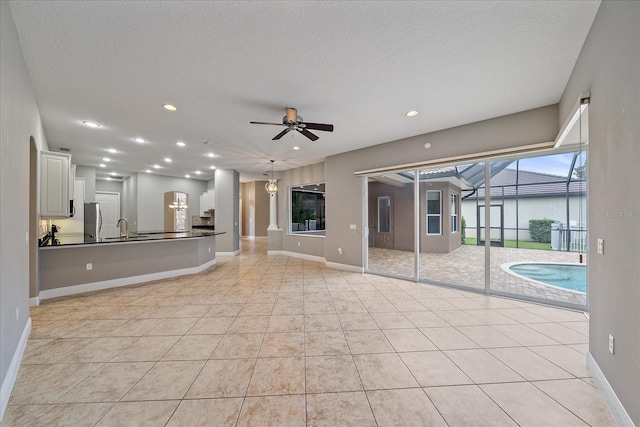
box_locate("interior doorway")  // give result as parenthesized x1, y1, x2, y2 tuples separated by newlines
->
(29, 137, 38, 303)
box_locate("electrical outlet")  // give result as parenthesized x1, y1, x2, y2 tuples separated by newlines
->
(609, 334, 615, 354)
(297, 242, 301, 247)
(15, 307, 19, 322)
(338, 248, 343, 255)
(597, 239, 604, 255)
(86, 263, 93, 271)
(26, 231, 29, 242)
(208, 247, 211, 253)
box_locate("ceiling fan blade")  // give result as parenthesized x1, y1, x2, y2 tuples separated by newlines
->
(299, 128, 319, 141)
(250, 121, 285, 126)
(303, 122, 334, 132)
(273, 128, 292, 140)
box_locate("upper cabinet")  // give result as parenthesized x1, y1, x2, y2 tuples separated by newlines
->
(41, 150, 73, 218)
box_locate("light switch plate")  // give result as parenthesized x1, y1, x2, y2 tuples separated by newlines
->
(597, 239, 604, 255)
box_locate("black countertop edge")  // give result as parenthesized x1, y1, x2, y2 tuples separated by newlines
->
(40, 231, 225, 248)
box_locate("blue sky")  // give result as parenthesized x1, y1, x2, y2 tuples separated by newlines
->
(506, 152, 585, 177)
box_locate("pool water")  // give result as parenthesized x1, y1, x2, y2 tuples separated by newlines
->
(509, 263, 586, 293)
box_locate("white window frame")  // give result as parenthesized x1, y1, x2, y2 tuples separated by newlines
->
(451, 193, 459, 233)
(426, 190, 442, 235)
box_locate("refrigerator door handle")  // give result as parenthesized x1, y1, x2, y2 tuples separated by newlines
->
(98, 208, 103, 233)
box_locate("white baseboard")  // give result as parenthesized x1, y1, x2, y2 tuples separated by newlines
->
(267, 251, 364, 273)
(325, 261, 364, 273)
(29, 296, 40, 307)
(0, 318, 31, 421)
(39, 258, 216, 301)
(242, 236, 268, 240)
(216, 249, 240, 256)
(586, 352, 635, 427)
(270, 250, 326, 263)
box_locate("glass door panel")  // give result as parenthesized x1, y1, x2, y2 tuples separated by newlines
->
(366, 172, 415, 279)
(419, 162, 485, 291)
(488, 152, 587, 309)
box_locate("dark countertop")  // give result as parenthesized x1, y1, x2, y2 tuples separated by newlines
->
(39, 230, 225, 248)
(192, 225, 215, 230)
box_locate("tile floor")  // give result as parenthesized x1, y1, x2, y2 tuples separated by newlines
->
(2, 239, 614, 426)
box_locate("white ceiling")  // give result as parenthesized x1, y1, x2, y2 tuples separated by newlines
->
(9, 1, 600, 182)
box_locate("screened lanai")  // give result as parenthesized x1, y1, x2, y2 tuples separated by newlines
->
(366, 149, 588, 309)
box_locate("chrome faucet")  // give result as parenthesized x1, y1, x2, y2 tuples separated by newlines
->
(117, 217, 129, 239)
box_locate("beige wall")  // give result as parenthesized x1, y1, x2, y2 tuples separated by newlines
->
(560, 2, 639, 424)
(0, 1, 49, 415)
(324, 104, 559, 267)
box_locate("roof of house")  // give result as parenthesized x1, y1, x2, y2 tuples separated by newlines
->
(463, 168, 586, 199)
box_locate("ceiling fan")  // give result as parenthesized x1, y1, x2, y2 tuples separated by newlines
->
(250, 107, 334, 141)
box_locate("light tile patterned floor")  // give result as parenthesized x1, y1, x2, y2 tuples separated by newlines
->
(369, 244, 587, 306)
(3, 239, 613, 426)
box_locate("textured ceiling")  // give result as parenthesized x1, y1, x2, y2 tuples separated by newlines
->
(9, 1, 600, 181)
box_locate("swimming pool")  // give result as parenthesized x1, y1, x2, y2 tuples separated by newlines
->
(505, 263, 586, 293)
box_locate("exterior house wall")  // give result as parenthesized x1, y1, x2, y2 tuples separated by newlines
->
(368, 181, 414, 252)
(419, 182, 461, 253)
(462, 195, 587, 241)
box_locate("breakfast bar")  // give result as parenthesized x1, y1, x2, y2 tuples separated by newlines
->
(38, 230, 224, 300)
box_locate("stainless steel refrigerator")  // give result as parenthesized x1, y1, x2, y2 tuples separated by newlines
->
(84, 202, 102, 242)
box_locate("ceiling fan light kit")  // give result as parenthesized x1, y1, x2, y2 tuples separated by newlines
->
(265, 160, 278, 194)
(251, 107, 334, 142)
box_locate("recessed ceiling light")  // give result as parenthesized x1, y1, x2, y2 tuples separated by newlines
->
(164, 158, 172, 163)
(163, 104, 178, 111)
(206, 152, 216, 158)
(145, 169, 152, 173)
(176, 141, 186, 147)
(102, 157, 111, 162)
(293, 146, 300, 150)
(153, 164, 161, 169)
(406, 110, 419, 117)
(185, 174, 191, 178)
(82, 120, 101, 128)
(424, 142, 432, 149)
(110, 172, 117, 176)
(133, 137, 146, 144)
(209, 166, 216, 170)
(195, 170, 202, 175)
(99, 163, 106, 168)
(106, 177, 112, 181)
(107, 148, 117, 153)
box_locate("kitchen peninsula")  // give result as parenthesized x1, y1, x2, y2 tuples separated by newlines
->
(38, 230, 224, 301)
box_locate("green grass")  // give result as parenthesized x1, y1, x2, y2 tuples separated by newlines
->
(463, 237, 551, 250)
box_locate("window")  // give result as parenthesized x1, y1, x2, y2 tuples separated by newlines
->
(378, 196, 391, 233)
(451, 193, 459, 233)
(427, 190, 441, 235)
(290, 183, 325, 235)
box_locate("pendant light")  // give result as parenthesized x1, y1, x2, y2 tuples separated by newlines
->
(265, 160, 278, 194)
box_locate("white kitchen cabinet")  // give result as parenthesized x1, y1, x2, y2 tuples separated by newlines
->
(41, 151, 72, 218)
(199, 190, 215, 216)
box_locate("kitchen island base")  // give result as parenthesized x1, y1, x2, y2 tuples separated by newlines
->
(38, 234, 217, 301)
